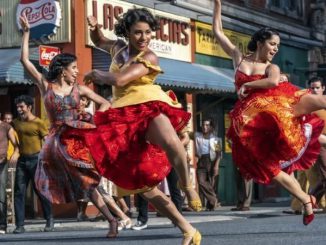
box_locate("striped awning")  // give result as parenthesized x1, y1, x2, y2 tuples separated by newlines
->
(157, 58, 235, 93)
(0, 48, 38, 86)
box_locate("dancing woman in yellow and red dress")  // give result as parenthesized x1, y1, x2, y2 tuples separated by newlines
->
(84, 8, 201, 245)
(213, 0, 326, 226)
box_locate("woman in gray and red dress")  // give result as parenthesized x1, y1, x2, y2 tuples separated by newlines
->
(19, 14, 118, 238)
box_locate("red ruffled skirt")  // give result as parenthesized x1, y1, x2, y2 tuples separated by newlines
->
(227, 82, 324, 184)
(85, 101, 191, 190)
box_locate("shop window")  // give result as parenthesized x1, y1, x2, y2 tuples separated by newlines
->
(269, 0, 303, 19)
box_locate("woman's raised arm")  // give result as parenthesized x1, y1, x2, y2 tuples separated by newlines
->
(212, 0, 242, 68)
(19, 15, 47, 94)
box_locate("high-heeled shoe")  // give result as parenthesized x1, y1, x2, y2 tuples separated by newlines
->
(183, 229, 202, 245)
(303, 195, 318, 226)
(118, 218, 132, 231)
(178, 182, 202, 212)
(107, 219, 118, 238)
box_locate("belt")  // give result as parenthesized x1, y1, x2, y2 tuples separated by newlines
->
(200, 154, 210, 158)
(20, 153, 39, 160)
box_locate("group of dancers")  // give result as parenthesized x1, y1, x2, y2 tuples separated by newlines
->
(17, 0, 326, 244)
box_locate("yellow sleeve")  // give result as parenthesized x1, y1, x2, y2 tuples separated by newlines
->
(38, 119, 49, 138)
(135, 57, 163, 74)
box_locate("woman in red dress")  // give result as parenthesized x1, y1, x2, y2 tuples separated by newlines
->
(84, 8, 201, 245)
(213, 0, 326, 225)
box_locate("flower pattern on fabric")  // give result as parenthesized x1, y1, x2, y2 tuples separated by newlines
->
(227, 70, 324, 184)
(35, 84, 100, 204)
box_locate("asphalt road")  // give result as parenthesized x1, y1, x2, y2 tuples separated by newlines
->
(0, 207, 325, 245)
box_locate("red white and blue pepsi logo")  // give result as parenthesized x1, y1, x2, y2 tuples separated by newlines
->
(16, 0, 62, 40)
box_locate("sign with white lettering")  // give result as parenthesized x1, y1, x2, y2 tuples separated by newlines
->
(86, 0, 191, 62)
(16, 0, 62, 40)
(39, 45, 60, 67)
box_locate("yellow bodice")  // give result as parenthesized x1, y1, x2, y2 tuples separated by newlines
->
(110, 52, 181, 109)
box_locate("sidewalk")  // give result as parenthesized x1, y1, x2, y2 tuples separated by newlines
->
(5, 204, 289, 234)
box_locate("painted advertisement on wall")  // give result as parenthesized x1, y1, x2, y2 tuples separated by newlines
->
(86, 0, 192, 62)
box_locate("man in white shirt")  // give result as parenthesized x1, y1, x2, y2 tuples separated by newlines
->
(195, 119, 221, 211)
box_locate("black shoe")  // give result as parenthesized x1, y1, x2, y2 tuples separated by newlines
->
(207, 201, 221, 211)
(13, 226, 25, 234)
(131, 221, 148, 230)
(44, 218, 54, 232)
(77, 213, 89, 222)
(89, 214, 106, 222)
(125, 210, 133, 218)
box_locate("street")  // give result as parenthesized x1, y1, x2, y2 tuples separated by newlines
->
(0, 205, 325, 245)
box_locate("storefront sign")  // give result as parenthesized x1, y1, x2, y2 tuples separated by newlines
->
(0, 0, 70, 48)
(195, 21, 251, 59)
(39, 45, 60, 67)
(16, 0, 62, 40)
(86, 0, 191, 62)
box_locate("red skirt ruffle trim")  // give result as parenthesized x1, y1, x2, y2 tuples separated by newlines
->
(228, 108, 324, 184)
(85, 101, 191, 190)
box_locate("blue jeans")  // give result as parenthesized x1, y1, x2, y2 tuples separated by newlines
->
(14, 154, 52, 227)
(0, 159, 8, 229)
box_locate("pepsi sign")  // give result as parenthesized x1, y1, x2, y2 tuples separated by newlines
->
(16, 0, 62, 40)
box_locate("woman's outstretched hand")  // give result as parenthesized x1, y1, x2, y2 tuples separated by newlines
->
(84, 70, 95, 85)
(87, 16, 99, 30)
(237, 84, 249, 100)
(84, 70, 104, 85)
(19, 14, 30, 32)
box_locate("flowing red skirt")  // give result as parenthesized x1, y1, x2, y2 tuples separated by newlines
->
(85, 101, 191, 190)
(227, 82, 324, 184)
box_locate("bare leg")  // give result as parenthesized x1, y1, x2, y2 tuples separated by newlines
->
(141, 187, 200, 245)
(293, 94, 326, 116)
(115, 196, 130, 214)
(102, 195, 129, 220)
(319, 135, 326, 147)
(89, 189, 118, 238)
(273, 171, 312, 215)
(146, 114, 201, 211)
(101, 194, 131, 230)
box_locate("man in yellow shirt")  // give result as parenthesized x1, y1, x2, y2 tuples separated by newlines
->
(12, 95, 53, 234)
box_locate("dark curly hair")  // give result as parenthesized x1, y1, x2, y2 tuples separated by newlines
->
(308, 76, 324, 86)
(247, 27, 279, 52)
(15, 95, 34, 110)
(114, 8, 159, 38)
(47, 53, 77, 81)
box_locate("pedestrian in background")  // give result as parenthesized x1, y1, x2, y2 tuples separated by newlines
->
(309, 77, 326, 208)
(194, 118, 221, 211)
(12, 95, 53, 234)
(230, 167, 253, 212)
(283, 77, 326, 214)
(0, 113, 19, 234)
